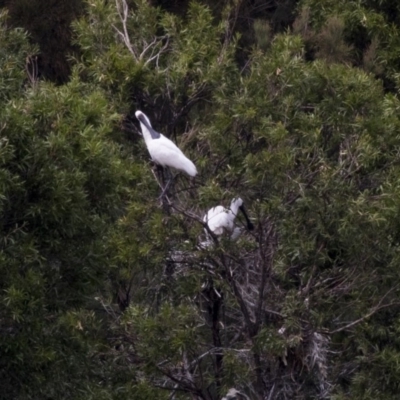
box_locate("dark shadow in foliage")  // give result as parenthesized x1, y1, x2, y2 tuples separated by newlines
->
(0, 0, 85, 84)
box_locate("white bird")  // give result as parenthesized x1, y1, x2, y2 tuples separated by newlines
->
(135, 110, 197, 177)
(203, 198, 254, 243)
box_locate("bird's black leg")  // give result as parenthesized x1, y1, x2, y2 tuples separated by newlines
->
(159, 169, 175, 199)
(156, 164, 165, 185)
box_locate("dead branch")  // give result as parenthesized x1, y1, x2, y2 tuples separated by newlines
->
(114, 0, 169, 67)
(114, 0, 138, 61)
(25, 55, 39, 89)
(329, 287, 400, 334)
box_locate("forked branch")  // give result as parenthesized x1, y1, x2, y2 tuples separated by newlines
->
(114, 0, 169, 66)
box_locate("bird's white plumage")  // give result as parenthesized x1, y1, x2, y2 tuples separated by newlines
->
(203, 198, 244, 236)
(135, 110, 197, 177)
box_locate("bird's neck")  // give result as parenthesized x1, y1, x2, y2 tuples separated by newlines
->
(139, 122, 154, 144)
(230, 201, 241, 216)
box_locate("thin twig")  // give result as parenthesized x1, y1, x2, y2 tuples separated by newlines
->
(329, 287, 400, 334)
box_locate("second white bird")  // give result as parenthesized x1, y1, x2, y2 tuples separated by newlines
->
(203, 198, 254, 240)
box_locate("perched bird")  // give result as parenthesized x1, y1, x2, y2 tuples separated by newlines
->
(135, 110, 197, 177)
(203, 197, 254, 243)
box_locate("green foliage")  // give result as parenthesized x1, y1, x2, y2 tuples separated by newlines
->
(67, 1, 400, 398)
(296, 0, 400, 85)
(0, 15, 136, 398)
(3, 0, 400, 398)
(0, 10, 35, 101)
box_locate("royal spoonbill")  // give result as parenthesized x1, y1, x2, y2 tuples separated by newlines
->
(203, 198, 254, 242)
(135, 110, 197, 177)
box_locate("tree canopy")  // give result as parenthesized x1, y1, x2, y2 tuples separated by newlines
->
(2, 0, 400, 399)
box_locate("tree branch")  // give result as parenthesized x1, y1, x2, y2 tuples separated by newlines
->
(329, 288, 400, 334)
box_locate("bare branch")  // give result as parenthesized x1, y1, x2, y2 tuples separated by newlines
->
(114, 0, 169, 67)
(329, 288, 400, 334)
(114, 0, 138, 61)
(25, 55, 39, 89)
